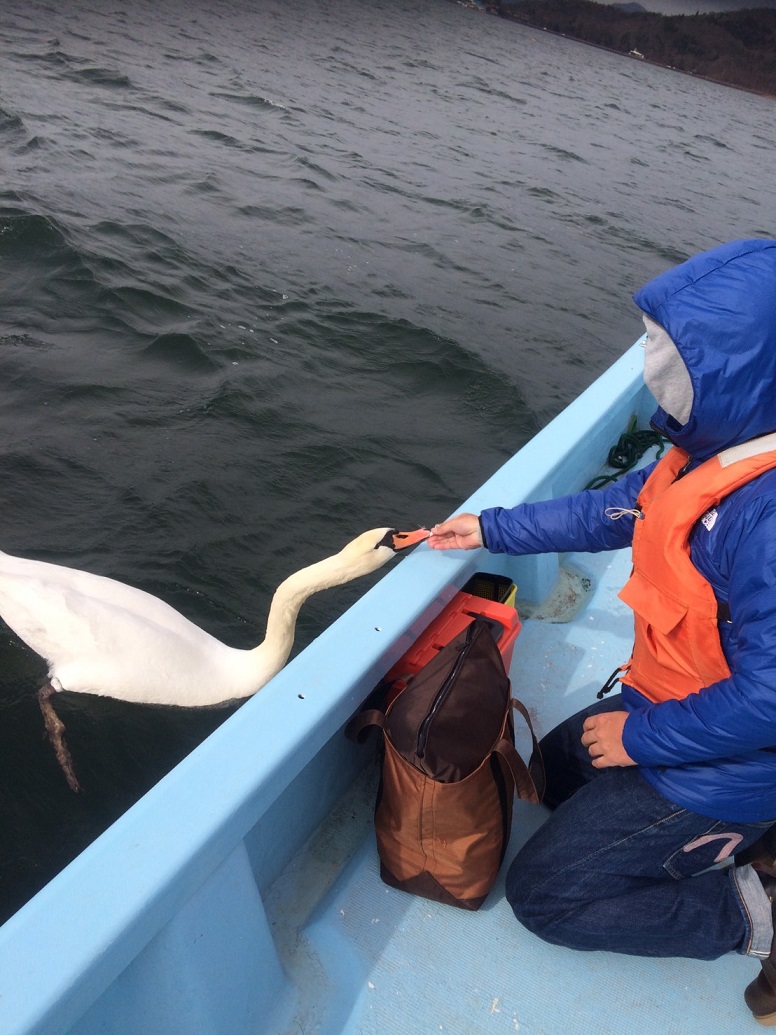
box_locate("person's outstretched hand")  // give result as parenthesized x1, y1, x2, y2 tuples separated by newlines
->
(427, 513, 483, 551)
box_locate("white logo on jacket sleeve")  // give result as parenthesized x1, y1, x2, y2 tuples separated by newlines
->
(701, 508, 718, 531)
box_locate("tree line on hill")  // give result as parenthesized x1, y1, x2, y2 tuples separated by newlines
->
(495, 0, 776, 97)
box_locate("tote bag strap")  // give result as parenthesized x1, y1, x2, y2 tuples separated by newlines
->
(493, 738, 540, 804)
(493, 696, 546, 804)
(345, 708, 385, 744)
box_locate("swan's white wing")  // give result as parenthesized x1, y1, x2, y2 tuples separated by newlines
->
(0, 551, 207, 640)
(0, 557, 252, 704)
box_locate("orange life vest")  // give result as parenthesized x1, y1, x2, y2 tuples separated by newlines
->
(617, 434, 776, 703)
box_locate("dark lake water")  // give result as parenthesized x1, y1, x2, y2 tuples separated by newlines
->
(0, 0, 773, 921)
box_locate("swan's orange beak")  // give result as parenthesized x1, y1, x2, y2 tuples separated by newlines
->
(390, 528, 431, 551)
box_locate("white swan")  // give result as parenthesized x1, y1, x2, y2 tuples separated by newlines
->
(0, 526, 429, 792)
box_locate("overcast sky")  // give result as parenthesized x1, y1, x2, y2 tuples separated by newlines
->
(602, 0, 776, 11)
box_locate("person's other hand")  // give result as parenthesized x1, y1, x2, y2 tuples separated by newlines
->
(581, 711, 636, 768)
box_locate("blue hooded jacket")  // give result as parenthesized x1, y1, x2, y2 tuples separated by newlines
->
(480, 239, 776, 822)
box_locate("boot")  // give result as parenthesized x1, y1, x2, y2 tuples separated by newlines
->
(738, 826, 776, 875)
(745, 867, 776, 1025)
(745, 957, 776, 1027)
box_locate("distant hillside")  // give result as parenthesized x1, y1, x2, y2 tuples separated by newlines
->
(496, 0, 776, 97)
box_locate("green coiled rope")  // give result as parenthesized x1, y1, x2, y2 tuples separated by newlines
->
(585, 418, 667, 490)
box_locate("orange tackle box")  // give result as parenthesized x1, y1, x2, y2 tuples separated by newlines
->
(382, 572, 521, 705)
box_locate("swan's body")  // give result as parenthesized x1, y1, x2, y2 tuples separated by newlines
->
(0, 526, 428, 790)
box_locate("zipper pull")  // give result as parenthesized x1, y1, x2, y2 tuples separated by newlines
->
(597, 664, 628, 699)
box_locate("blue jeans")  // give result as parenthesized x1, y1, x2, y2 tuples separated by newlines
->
(505, 695, 774, 959)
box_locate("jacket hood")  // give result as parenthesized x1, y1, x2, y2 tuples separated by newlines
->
(633, 239, 776, 460)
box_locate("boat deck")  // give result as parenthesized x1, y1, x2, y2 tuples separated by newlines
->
(265, 541, 756, 1035)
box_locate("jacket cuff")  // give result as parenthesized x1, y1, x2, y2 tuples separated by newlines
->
(478, 515, 489, 549)
(621, 708, 651, 766)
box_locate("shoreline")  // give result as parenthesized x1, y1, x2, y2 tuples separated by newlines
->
(450, 1, 776, 102)
(510, 18, 776, 102)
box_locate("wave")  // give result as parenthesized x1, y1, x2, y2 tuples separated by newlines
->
(539, 143, 588, 163)
(189, 128, 256, 151)
(65, 66, 135, 90)
(208, 91, 287, 111)
(20, 48, 135, 90)
(0, 209, 87, 267)
(142, 331, 220, 372)
(0, 107, 24, 135)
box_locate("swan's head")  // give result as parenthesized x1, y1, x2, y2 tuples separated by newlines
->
(338, 526, 430, 575)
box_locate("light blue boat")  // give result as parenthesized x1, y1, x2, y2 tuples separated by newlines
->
(0, 338, 757, 1034)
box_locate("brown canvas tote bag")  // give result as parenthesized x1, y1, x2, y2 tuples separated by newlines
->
(348, 618, 544, 910)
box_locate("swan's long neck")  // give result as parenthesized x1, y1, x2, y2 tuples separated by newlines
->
(252, 551, 367, 676)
